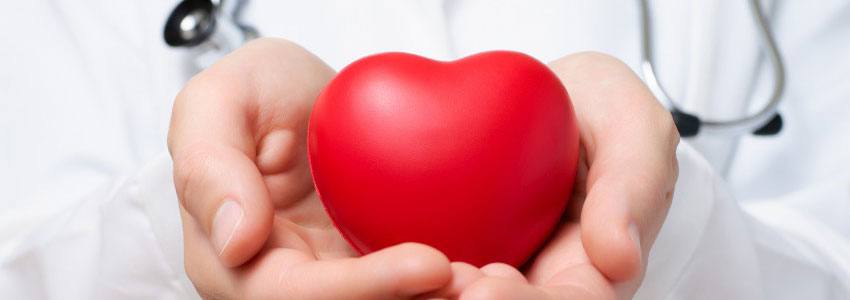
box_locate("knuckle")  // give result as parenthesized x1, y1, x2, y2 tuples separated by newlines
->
(181, 69, 241, 103)
(551, 51, 628, 74)
(660, 109, 680, 144)
(167, 70, 246, 157)
(170, 69, 239, 123)
(239, 37, 313, 65)
(171, 143, 215, 209)
(396, 243, 451, 274)
(242, 36, 298, 52)
(462, 278, 511, 300)
(172, 142, 212, 178)
(242, 37, 328, 70)
(646, 105, 680, 155)
(568, 51, 623, 65)
(235, 37, 334, 95)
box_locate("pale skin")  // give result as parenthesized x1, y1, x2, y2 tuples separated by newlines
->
(168, 38, 679, 299)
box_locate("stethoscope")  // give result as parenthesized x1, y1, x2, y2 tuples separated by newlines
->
(163, 0, 257, 69)
(164, 0, 785, 138)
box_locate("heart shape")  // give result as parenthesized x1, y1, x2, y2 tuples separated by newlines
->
(308, 51, 580, 267)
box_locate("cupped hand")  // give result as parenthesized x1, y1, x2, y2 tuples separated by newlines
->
(168, 38, 452, 299)
(433, 52, 680, 300)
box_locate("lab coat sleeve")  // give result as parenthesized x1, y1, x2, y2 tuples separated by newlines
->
(636, 141, 850, 299)
(635, 141, 764, 299)
(0, 153, 198, 300)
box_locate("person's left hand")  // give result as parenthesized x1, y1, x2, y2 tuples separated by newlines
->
(429, 52, 680, 300)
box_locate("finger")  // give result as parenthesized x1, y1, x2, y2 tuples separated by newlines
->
(548, 52, 679, 281)
(169, 74, 274, 267)
(182, 208, 314, 299)
(238, 243, 453, 299)
(460, 277, 551, 300)
(480, 263, 527, 283)
(540, 264, 618, 300)
(186, 221, 452, 300)
(298, 243, 453, 299)
(422, 262, 485, 299)
(169, 38, 333, 267)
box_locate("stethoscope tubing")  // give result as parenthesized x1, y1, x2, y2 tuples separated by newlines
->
(638, 0, 785, 136)
(166, 0, 787, 137)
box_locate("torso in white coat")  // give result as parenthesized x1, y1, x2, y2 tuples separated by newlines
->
(1, 0, 848, 299)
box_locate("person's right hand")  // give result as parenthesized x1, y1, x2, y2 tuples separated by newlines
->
(168, 38, 452, 299)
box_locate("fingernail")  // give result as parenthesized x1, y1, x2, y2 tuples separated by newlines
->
(628, 222, 642, 264)
(212, 200, 244, 256)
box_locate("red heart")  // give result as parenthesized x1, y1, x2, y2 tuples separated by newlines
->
(308, 51, 580, 267)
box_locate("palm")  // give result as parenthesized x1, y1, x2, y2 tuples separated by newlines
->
(262, 165, 357, 261)
(523, 156, 617, 298)
(525, 223, 614, 298)
(532, 225, 608, 286)
(247, 75, 361, 263)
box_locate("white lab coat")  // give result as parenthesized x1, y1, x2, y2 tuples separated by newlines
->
(1, 0, 849, 299)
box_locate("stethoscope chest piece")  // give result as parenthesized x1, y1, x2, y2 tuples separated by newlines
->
(164, 0, 216, 47)
(163, 0, 257, 70)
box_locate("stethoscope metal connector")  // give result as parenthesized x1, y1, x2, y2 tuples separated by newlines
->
(163, 0, 257, 70)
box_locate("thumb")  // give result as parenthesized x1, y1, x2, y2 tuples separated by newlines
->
(168, 72, 274, 268)
(172, 144, 274, 268)
(169, 38, 335, 268)
(549, 52, 679, 282)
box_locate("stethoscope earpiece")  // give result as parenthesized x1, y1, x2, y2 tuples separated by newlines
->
(163, 0, 216, 47)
